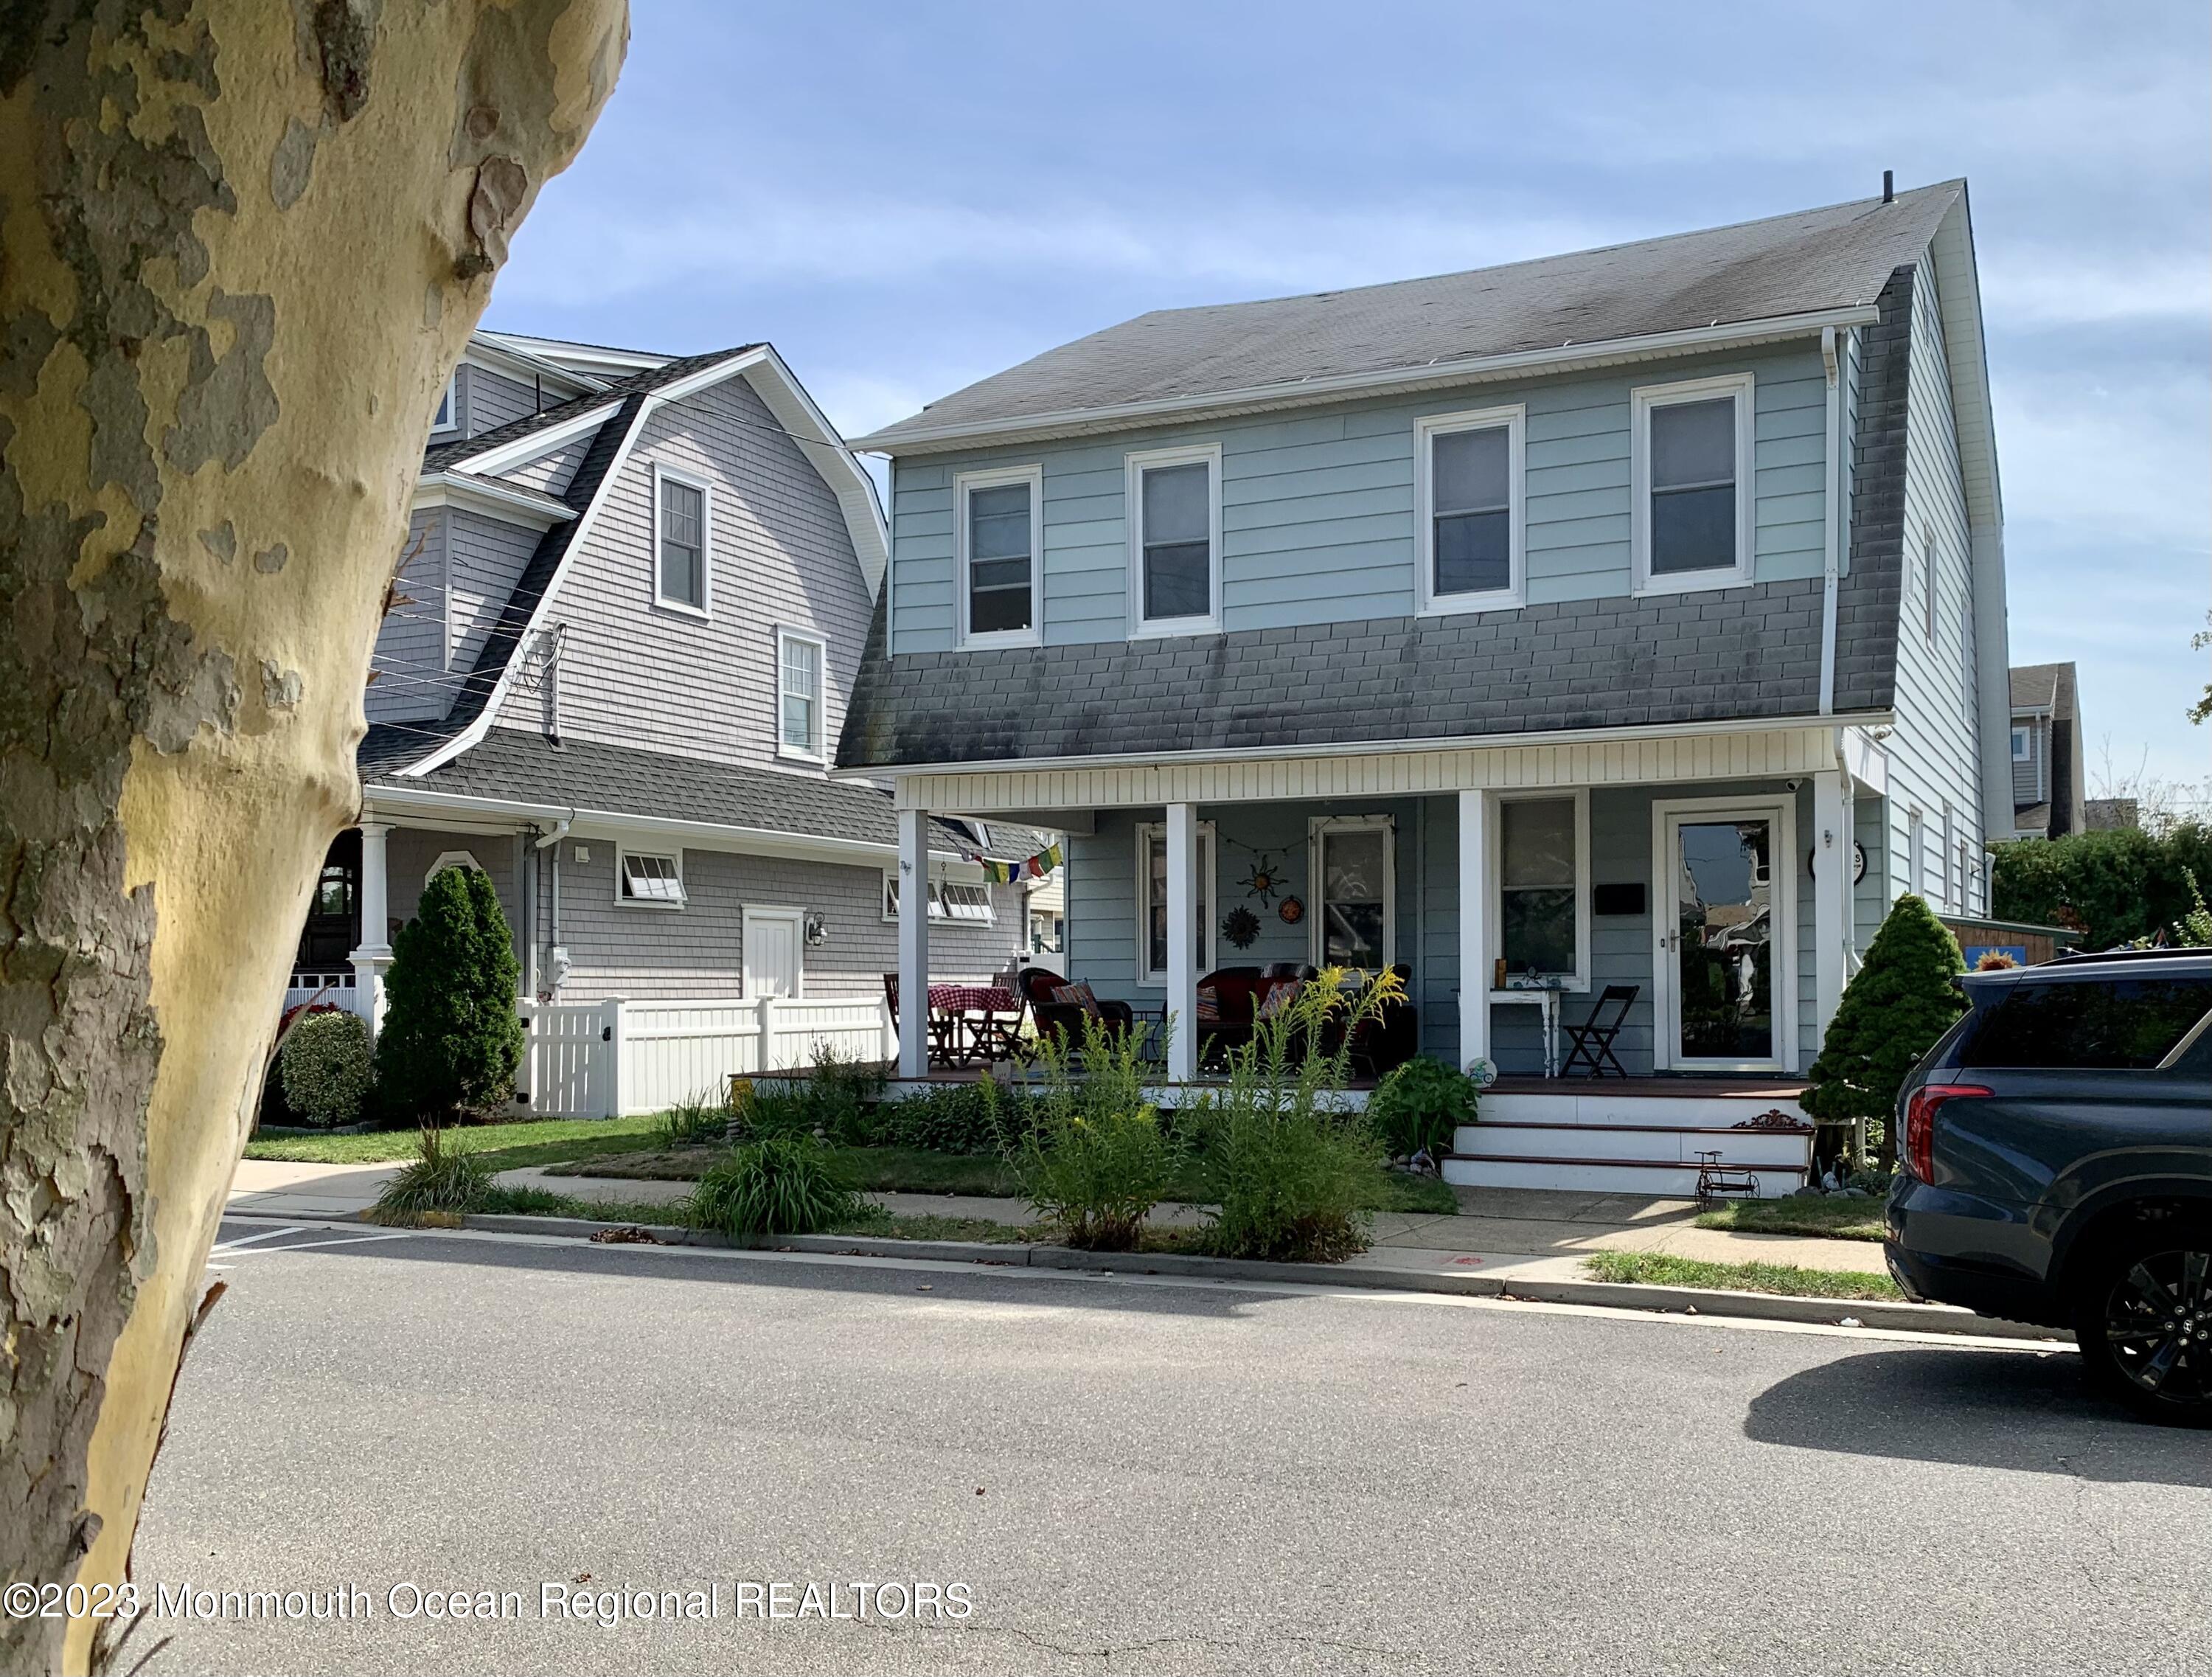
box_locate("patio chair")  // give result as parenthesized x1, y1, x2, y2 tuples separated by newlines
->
(1012, 967, 1134, 1050)
(1559, 983, 1638, 1077)
(881, 973, 959, 1071)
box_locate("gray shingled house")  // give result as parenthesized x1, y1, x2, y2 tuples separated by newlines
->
(837, 180, 2013, 1196)
(2006, 660, 2085, 840)
(290, 331, 1043, 1116)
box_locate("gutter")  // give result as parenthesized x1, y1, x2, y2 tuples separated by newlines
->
(855, 304, 1882, 456)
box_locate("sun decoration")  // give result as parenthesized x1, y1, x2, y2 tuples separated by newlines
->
(1220, 905, 1262, 950)
(1239, 854, 1284, 904)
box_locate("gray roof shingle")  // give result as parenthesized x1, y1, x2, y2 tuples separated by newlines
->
(2009, 660, 2074, 718)
(857, 182, 1960, 448)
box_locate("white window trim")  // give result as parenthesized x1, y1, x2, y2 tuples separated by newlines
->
(1486, 788, 1593, 993)
(430, 374, 459, 437)
(1307, 814, 1398, 971)
(1921, 526, 1939, 647)
(881, 871, 997, 926)
(1630, 372, 1756, 597)
(773, 625, 829, 765)
(1125, 442, 1223, 639)
(614, 843, 685, 910)
(650, 462, 713, 619)
(1133, 819, 1217, 984)
(1415, 404, 1526, 615)
(425, 849, 481, 880)
(1907, 807, 1926, 900)
(1649, 791, 1800, 1074)
(2011, 724, 2031, 763)
(953, 463, 1044, 650)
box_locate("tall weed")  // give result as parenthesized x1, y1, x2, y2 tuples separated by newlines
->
(991, 1014, 1177, 1249)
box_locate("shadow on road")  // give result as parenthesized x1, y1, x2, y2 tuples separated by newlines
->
(1745, 1347, 2211, 1488)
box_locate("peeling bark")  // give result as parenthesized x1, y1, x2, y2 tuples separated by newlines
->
(0, 5, 626, 1672)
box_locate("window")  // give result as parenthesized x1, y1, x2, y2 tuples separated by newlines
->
(1632, 374, 1753, 592)
(617, 847, 684, 908)
(776, 629, 826, 761)
(1495, 792, 1590, 987)
(1135, 820, 1216, 982)
(1127, 445, 1220, 634)
(1940, 805, 1956, 912)
(956, 466, 1041, 647)
(1417, 406, 1524, 611)
(1311, 816, 1394, 969)
(1921, 527, 1938, 646)
(881, 873, 996, 924)
(1958, 977, 2212, 1071)
(2011, 725, 2031, 763)
(430, 375, 457, 436)
(1958, 840, 1973, 915)
(1907, 808, 1925, 900)
(653, 466, 709, 615)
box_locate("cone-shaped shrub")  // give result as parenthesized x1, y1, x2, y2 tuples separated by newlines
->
(1801, 893, 1964, 1169)
(372, 865, 524, 1122)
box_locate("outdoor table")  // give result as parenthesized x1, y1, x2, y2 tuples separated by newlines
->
(927, 983, 1020, 1066)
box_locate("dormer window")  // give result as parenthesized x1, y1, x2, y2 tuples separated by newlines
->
(430, 375, 458, 437)
(955, 465, 1042, 647)
(1632, 373, 1753, 594)
(1417, 405, 1524, 612)
(653, 465, 710, 617)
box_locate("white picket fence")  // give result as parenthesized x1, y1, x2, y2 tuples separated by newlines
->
(518, 994, 897, 1119)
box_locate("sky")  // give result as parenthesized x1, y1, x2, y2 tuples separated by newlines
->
(486, 0, 2212, 789)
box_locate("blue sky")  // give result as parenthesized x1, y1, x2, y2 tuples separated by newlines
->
(488, 0, 2211, 789)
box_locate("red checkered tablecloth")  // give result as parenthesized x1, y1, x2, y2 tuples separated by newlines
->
(926, 984, 1015, 1013)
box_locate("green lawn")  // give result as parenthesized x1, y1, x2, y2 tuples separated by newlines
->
(1581, 1250, 1904, 1302)
(246, 1115, 666, 1171)
(1694, 1195, 1887, 1242)
(553, 1142, 1458, 1215)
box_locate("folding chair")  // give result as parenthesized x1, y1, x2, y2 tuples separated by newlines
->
(1559, 983, 1638, 1077)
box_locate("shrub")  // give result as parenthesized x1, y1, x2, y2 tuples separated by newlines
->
(370, 1126, 498, 1221)
(1365, 1056, 1476, 1159)
(867, 1082, 1013, 1154)
(799, 1041, 887, 1144)
(1192, 968, 1400, 1263)
(1990, 820, 2212, 948)
(691, 1133, 865, 1237)
(993, 1015, 1178, 1249)
(277, 1009, 374, 1128)
(372, 865, 525, 1124)
(1801, 895, 1964, 1171)
(655, 1091, 732, 1149)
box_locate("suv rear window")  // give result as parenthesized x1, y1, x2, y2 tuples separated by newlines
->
(1958, 975, 2212, 1071)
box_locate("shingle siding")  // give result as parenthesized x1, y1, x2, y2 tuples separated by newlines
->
(446, 510, 543, 681)
(365, 508, 450, 725)
(458, 363, 542, 436)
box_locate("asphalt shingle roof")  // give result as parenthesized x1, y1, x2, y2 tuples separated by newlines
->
(2009, 660, 2075, 719)
(422, 345, 760, 473)
(857, 182, 1961, 448)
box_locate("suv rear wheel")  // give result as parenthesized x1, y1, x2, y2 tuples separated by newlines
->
(2071, 1223, 2212, 1427)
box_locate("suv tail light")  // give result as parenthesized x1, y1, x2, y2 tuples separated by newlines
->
(1903, 1083, 1992, 1181)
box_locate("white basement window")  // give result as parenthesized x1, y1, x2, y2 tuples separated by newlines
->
(881, 874, 995, 924)
(653, 465, 711, 616)
(1127, 445, 1220, 636)
(618, 847, 685, 908)
(956, 465, 1043, 647)
(777, 628, 826, 762)
(1633, 373, 1753, 593)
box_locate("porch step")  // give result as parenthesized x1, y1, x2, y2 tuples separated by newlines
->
(1478, 1091, 1810, 1128)
(1441, 1153, 1806, 1199)
(1456, 1121, 1812, 1169)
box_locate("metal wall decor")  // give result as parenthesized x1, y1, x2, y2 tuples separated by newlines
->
(1220, 905, 1262, 949)
(1277, 895, 1305, 926)
(1238, 853, 1285, 904)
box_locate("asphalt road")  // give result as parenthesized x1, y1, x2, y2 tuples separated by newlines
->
(124, 1220, 2211, 1676)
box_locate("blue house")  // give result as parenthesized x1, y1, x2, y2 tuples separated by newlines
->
(838, 181, 2011, 1194)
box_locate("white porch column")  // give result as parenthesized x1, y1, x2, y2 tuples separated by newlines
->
(1456, 789, 1491, 1072)
(1164, 802, 1199, 1083)
(897, 807, 931, 1078)
(1812, 770, 1851, 1046)
(349, 822, 394, 1041)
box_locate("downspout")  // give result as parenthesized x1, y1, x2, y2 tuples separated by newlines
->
(1817, 325, 1842, 716)
(535, 812, 573, 996)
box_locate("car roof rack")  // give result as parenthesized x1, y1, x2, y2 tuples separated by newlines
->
(2042, 945, 2205, 966)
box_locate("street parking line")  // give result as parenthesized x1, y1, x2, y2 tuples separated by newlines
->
(210, 1225, 305, 1253)
(218, 1232, 414, 1258)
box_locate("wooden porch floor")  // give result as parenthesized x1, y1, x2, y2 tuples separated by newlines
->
(1486, 1074, 1810, 1098)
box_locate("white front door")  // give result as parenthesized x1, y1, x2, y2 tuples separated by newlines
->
(1651, 795, 1797, 1073)
(742, 905, 804, 999)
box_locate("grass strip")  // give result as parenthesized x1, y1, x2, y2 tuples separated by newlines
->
(1694, 1197, 1886, 1242)
(1581, 1250, 1904, 1302)
(248, 1115, 666, 1169)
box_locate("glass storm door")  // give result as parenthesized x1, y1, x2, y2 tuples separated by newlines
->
(1667, 815, 1778, 1068)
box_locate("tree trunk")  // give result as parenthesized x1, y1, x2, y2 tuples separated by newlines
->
(0, 5, 625, 1670)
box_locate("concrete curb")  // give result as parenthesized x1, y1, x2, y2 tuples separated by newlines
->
(422, 1212, 2059, 1339)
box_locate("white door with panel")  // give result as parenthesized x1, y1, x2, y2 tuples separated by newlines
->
(741, 905, 804, 1000)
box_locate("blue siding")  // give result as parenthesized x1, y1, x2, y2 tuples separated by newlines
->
(891, 341, 1833, 655)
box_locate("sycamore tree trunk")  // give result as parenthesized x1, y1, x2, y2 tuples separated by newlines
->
(0, 5, 625, 1670)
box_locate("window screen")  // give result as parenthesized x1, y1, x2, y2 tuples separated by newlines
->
(779, 635, 821, 755)
(966, 481, 1033, 635)
(658, 478, 706, 608)
(1140, 462, 1211, 621)
(1649, 397, 1737, 574)
(1432, 426, 1511, 596)
(1318, 824, 1388, 968)
(1500, 798, 1576, 976)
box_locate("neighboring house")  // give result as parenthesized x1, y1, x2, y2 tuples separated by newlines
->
(2006, 660, 2085, 839)
(838, 180, 2013, 1192)
(291, 330, 1037, 1114)
(2082, 798, 2138, 832)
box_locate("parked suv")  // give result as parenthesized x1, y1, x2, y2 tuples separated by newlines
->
(1886, 948, 2212, 1426)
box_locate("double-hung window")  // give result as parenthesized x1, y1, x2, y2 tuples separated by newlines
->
(776, 628, 825, 762)
(618, 847, 685, 908)
(1127, 445, 1220, 635)
(1495, 792, 1589, 987)
(654, 465, 710, 615)
(1417, 406, 1524, 611)
(1135, 819, 1216, 982)
(1632, 373, 1753, 592)
(956, 465, 1042, 647)
(2011, 725, 2031, 763)
(1310, 816, 1394, 970)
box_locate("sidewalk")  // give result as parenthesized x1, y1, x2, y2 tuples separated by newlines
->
(229, 1161, 1877, 1274)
